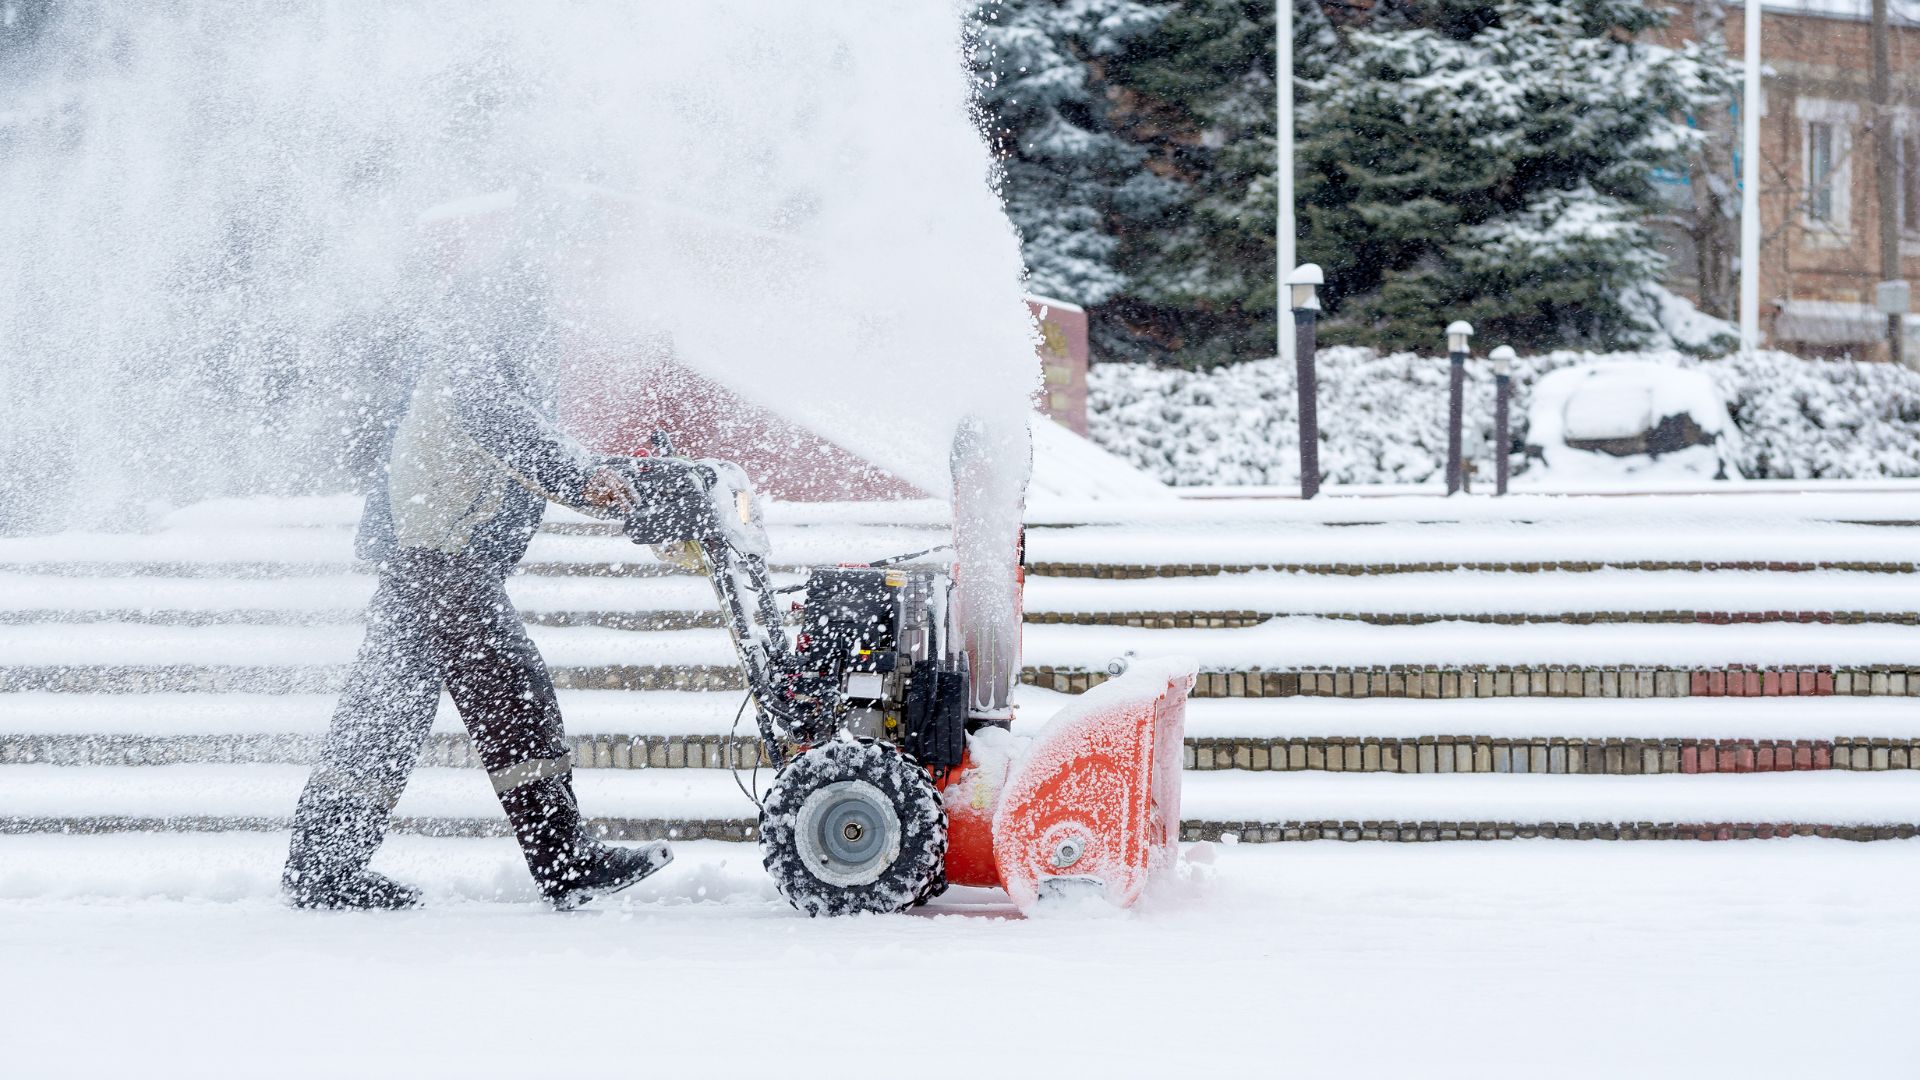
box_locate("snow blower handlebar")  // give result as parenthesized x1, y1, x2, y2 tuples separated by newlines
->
(613, 456, 827, 757)
(612, 454, 970, 770)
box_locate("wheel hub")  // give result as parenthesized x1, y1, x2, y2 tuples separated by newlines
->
(794, 779, 902, 888)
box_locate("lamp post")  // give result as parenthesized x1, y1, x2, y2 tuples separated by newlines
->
(1287, 263, 1324, 500)
(1444, 320, 1474, 495)
(1489, 345, 1515, 497)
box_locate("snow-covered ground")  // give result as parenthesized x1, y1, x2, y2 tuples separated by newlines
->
(2, 836, 1917, 1078)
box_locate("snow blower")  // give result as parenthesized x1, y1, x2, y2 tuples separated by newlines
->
(614, 425, 1192, 916)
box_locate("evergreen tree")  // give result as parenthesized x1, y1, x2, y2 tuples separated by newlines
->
(968, 0, 1179, 308)
(1099, 0, 1337, 364)
(1295, 0, 1731, 352)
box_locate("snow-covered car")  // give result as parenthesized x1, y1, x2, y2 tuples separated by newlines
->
(1525, 361, 1740, 482)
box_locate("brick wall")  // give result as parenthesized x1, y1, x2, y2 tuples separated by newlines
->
(1656, 2, 1920, 358)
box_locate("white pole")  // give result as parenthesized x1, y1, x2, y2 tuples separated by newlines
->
(1279, 0, 1296, 365)
(1739, 0, 1762, 356)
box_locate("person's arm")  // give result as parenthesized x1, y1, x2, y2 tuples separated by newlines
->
(444, 335, 635, 515)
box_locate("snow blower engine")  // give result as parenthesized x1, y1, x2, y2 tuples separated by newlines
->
(613, 433, 1192, 916)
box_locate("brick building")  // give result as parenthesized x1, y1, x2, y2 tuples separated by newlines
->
(1659, 1, 1920, 359)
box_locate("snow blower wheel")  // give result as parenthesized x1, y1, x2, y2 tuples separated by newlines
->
(759, 741, 947, 916)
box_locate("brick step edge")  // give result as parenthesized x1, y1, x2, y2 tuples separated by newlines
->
(1029, 611, 1920, 628)
(1184, 736, 1919, 774)
(0, 733, 774, 770)
(2, 816, 1913, 844)
(1027, 560, 1918, 578)
(9, 663, 1920, 696)
(0, 609, 730, 631)
(0, 665, 751, 694)
(1028, 666, 1920, 699)
(6, 558, 1915, 582)
(4, 609, 1908, 631)
(0, 815, 756, 841)
(0, 562, 804, 580)
(1185, 821, 1920, 843)
(6, 733, 1919, 774)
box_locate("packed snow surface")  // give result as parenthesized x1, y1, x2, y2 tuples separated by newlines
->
(2, 836, 1918, 1078)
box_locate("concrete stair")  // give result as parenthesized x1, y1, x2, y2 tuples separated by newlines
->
(1, 491, 1916, 843)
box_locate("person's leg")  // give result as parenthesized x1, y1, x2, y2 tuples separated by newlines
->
(435, 562, 671, 908)
(282, 553, 447, 908)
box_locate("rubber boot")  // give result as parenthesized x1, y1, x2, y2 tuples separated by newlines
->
(498, 772, 673, 910)
(282, 787, 422, 910)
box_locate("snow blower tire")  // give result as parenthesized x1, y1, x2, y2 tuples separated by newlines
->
(759, 740, 947, 917)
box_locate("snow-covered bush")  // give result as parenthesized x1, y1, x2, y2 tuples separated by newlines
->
(1087, 349, 1920, 485)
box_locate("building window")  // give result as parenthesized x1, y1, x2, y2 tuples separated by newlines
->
(1808, 121, 1838, 223)
(1903, 126, 1920, 236)
(1796, 98, 1857, 238)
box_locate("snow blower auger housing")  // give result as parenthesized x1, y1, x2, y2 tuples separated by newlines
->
(613, 442, 1192, 917)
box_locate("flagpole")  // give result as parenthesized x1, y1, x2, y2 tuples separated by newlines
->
(1278, 0, 1296, 365)
(1739, 0, 1762, 356)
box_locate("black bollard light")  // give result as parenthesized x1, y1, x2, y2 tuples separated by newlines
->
(1489, 345, 1515, 496)
(1444, 320, 1473, 495)
(1287, 263, 1324, 500)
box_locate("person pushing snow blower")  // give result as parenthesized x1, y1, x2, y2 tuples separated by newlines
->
(281, 262, 671, 911)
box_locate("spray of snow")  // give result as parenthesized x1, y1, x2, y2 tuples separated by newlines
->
(0, 1, 1037, 531)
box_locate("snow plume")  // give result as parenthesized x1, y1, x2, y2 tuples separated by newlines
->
(0, 2, 1037, 534)
(1088, 349, 1920, 486)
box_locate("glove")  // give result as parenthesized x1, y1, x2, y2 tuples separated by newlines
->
(652, 540, 709, 576)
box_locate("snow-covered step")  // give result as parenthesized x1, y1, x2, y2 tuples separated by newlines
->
(8, 688, 1913, 741)
(0, 523, 946, 578)
(0, 572, 759, 629)
(157, 494, 957, 532)
(13, 691, 1920, 772)
(4, 618, 1914, 675)
(1181, 735, 1917, 776)
(156, 489, 1920, 530)
(1168, 694, 1920, 740)
(1029, 489, 1920, 527)
(0, 622, 738, 669)
(15, 568, 1910, 629)
(1021, 620, 1920, 670)
(1022, 521, 1920, 575)
(0, 690, 745, 737)
(1023, 568, 1920, 624)
(0, 690, 769, 769)
(5, 690, 1919, 769)
(2, 765, 1914, 843)
(7, 728, 1912, 775)
(0, 763, 756, 824)
(10, 662, 1914, 697)
(1180, 770, 1920, 833)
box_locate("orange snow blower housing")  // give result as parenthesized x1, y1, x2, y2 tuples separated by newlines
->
(938, 662, 1191, 910)
(603, 428, 1191, 916)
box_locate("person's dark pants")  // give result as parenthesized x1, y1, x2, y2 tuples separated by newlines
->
(284, 546, 578, 888)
